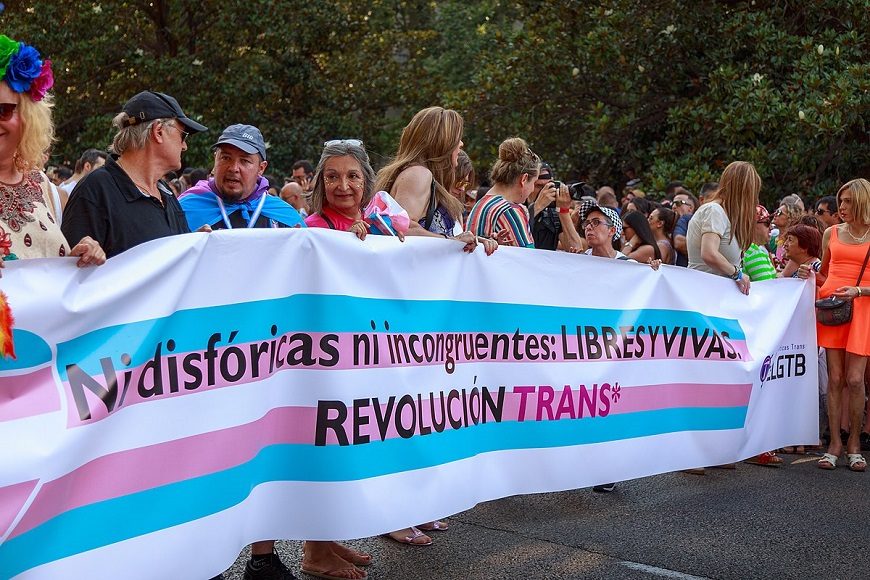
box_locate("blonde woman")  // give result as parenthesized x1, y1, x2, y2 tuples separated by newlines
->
(684, 161, 760, 473)
(375, 106, 495, 254)
(0, 35, 104, 275)
(686, 161, 760, 295)
(808, 179, 870, 472)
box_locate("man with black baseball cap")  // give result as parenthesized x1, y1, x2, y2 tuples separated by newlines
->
(121, 90, 208, 133)
(62, 90, 208, 258)
(179, 124, 304, 231)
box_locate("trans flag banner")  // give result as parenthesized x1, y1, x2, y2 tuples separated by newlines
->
(0, 228, 818, 579)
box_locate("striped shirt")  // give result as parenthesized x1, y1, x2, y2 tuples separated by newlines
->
(466, 193, 534, 248)
(742, 243, 777, 281)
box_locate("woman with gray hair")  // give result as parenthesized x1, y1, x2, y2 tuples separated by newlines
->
(304, 139, 375, 241)
(300, 139, 376, 579)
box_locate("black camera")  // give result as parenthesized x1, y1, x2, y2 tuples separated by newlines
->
(546, 180, 562, 209)
(568, 181, 595, 201)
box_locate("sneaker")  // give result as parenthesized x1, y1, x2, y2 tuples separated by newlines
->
(592, 483, 616, 493)
(243, 551, 297, 580)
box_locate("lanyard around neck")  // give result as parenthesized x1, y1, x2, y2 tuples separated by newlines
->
(215, 192, 267, 229)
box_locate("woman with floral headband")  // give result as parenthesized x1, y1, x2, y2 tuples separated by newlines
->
(0, 35, 104, 276)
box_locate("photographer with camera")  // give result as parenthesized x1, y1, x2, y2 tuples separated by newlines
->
(528, 164, 586, 251)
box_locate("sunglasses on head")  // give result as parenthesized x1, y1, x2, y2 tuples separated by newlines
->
(324, 139, 364, 148)
(0, 103, 17, 122)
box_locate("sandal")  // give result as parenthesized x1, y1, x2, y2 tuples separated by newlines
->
(846, 453, 866, 472)
(818, 453, 838, 470)
(417, 520, 449, 532)
(301, 565, 367, 580)
(745, 451, 783, 467)
(384, 527, 433, 546)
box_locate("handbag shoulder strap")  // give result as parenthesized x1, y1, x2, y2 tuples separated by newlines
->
(856, 243, 870, 285)
(321, 213, 337, 230)
(423, 178, 437, 231)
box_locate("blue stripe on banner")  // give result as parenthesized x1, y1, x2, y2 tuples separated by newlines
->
(55, 295, 746, 380)
(0, 406, 746, 577)
(0, 330, 52, 372)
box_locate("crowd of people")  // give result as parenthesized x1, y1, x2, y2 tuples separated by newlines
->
(2, 35, 870, 580)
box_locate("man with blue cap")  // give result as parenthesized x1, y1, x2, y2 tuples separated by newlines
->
(180, 124, 304, 231)
(181, 126, 304, 580)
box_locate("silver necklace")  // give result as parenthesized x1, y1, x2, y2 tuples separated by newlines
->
(846, 224, 870, 243)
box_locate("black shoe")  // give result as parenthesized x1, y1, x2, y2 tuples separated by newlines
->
(243, 551, 297, 580)
(592, 483, 616, 493)
(861, 432, 870, 451)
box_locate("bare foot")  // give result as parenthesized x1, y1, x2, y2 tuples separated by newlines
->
(302, 543, 366, 579)
(329, 541, 372, 566)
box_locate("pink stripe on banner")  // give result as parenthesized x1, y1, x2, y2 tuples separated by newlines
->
(61, 332, 752, 427)
(0, 367, 61, 422)
(14, 381, 750, 538)
(12, 405, 319, 539)
(608, 383, 752, 414)
(0, 480, 38, 535)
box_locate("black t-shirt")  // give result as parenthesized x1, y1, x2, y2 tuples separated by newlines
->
(62, 156, 190, 258)
(531, 205, 562, 251)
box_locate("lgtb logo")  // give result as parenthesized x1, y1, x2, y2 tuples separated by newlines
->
(759, 353, 805, 387)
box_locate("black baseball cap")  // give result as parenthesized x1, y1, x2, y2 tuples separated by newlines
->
(213, 124, 267, 160)
(121, 91, 208, 133)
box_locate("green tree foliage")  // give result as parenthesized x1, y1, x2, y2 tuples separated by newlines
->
(3, 0, 867, 203)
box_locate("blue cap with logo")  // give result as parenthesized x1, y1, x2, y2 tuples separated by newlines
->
(213, 124, 267, 160)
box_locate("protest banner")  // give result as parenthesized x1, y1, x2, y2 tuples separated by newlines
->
(0, 228, 818, 579)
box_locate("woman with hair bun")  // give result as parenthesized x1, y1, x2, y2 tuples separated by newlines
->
(466, 137, 541, 248)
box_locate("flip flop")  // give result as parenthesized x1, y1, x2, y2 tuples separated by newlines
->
(818, 453, 838, 470)
(846, 453, 866, 472)
(417, 520, 449, 532)
(383, 526, 433, 546)
(301, 566, 367, 580)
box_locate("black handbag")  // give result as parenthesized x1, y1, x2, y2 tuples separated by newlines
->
(815, 242, 870, 326)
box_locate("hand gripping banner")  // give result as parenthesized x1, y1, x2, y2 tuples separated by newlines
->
(0, 228, 818, 579)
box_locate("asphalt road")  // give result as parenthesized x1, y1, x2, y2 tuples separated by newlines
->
(219, 451, 869, 580)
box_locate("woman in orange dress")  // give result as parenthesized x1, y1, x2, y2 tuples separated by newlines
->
(809, 178, 870, 472)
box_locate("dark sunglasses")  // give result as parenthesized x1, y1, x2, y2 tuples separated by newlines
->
(815, 208, 833, 215)
(164, 123, 190, 143)
(0, 103, 17, 121)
